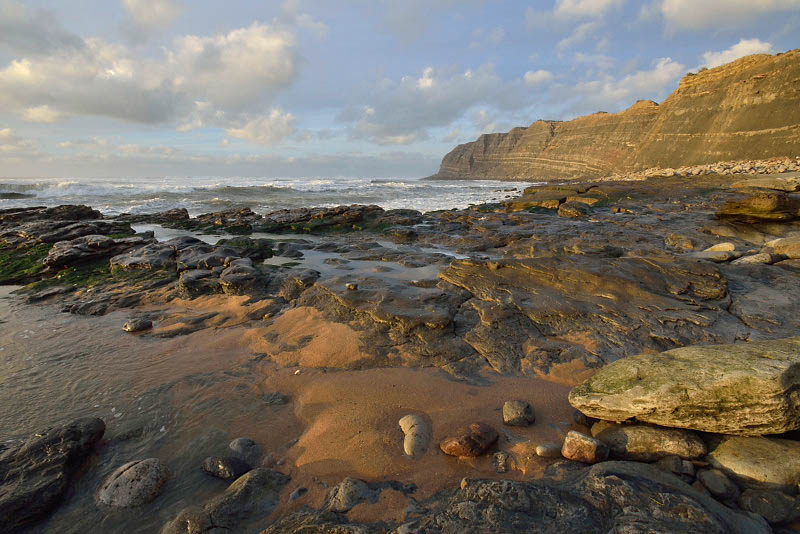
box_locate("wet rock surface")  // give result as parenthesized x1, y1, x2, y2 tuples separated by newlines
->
(202, 456, 252, 480)
(0, 418, 105, 532)
(97, 458, 169, 507)
(591, 422, 707, 461)
(439, 423, 499, 458)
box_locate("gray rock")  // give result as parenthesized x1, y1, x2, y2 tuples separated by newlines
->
(97, 458, 169, 507)
(655, 455, 696, 483)
(569, 337, 800, 436)
(591, 422, 706, 462)
(731, 252, 775, 265)
(229, 438, 262, 465)
(561, 431, 608, 464)
(123, 318, 153, 333)
(536, 443, 563, 458)
(111, 243, 177, 271)
(502, 400, 535, 426)
(161, 468, 289, 533)
(202, 456, 252, 480)
(178, 269, 221, 298)
(0, 418, 105, 532)
(698, 468, 740, 502)
(492, 452, 510, 474)
(325, 477, 379, 513)
(738, 489, 800, 525)
(44, 235, 151, 268)
(218, 258, 267, 296)
(706, 435, 800, 491)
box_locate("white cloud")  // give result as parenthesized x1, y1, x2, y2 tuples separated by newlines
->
(280, 0, 329, 38)
(554, 0, 626, 18)
(225, 109, 296, 145)
(661, 0, 800, 31)
(0, 0, 84, 55)
(701, 38, 774, 69)
(122, 0, 181, 32)
(21, 105, 63, 123)
(0, 127, 37, 155)
(557, 21, 601, 51)
(524, 70, 555, 86)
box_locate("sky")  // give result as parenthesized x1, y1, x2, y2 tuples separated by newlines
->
(0, 0, 798, 179)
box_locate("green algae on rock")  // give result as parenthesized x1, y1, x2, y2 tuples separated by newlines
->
(569, 337, 800, 436)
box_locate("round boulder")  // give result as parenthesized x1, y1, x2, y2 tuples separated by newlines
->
(97, 458, 169, 507)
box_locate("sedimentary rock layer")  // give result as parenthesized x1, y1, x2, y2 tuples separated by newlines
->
(431, 51, 800, 181)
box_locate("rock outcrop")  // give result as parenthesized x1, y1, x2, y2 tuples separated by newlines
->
(569, 337, 800, 436)
(431, 51, 800, 181)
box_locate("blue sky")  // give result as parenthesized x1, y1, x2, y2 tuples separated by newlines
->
(1, 0, 798, 178)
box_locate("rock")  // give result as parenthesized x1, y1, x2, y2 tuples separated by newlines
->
(536, 443, 563, 458)
(706, 436, 800, 491)
(561, 431, 609, 464)
(97, 458, 169, 507)
(177, 269, 221, 298)
(202, 456, 252, 480)
(698, 468, 739, 502)
(44, 235, 151, 268)
(123, 318, 153, 333)
(325, 478, 379, 513)
(731, 176, 800, 192)
(218, 258, 267, 296)
(655, 455, 696, 483)
(346, 282, 358, 291)
(0, 418, 105, 532)
(229, 438, 262, 465)
(704, 242, 736, 252)
(288, 487, 308, 503)
(110, 243, 177, 271)
(439, 422, 499, 458)
(691, 249, 741, 262)
(738, 489, 800, 525)
(502, 400, 535, 426)
(716, 192, 800, 222)
(767, 235, 800, 258)
(731, 252, 775, 265)
(398, 414, 431, 458)
(591, 422, 706, 462)
(569, 337, 800, 436)
(492, 452, 510, 473)
(161, 468, 289, 534)
(664, 233, 695, 251)
(558, 201, 589, 218)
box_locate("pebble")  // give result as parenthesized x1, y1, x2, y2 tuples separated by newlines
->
(97, 458, 169, 507)
(502, 400, 535, 427)
(123, 318, 153, 333)
(536, 443, 563, 459)
(398, 414, 432, 458)
(346, 283, 358, 290)
(202, 456, 252, 480)
(704, 242, 736, 253)
(440, 422, 499, 458)
(561, 431, 609, 464)
(492, 451, 510, 473)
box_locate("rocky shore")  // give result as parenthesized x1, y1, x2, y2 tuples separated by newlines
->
(2, 168, 800, 532)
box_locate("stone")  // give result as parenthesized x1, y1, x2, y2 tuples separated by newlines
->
(325, 478, 379, 513)
(177, 269, 221, 298)
(439, 422, 499, 458)
(558, 201, 589, 218)
(716, 192, 800, 222)
(97, 458, 169, 507)
(492, 452, 510, 473)
(502, 400, 535, 427)
(698, 469, 740, 502)
(561, 431, 609, 464)
(731, 176, 800, 192)
(110, 243, 177, 271)
(44, 235, 151, 268)
(738, 489, 800, 525)
(229, 438, 262, 465)
(536, 443, 563, 459)
(161, 468, 289, 534)
(202, 456, 252, 480)
(664, 233, 695, 251)
(767, 235, 800, 258)
(706, 436, 800, 491)
(569, 337, 800, 436)
(655, 455, 696, 483)
(691, 249, 740, 262)
(398, 414, 431, 458)
(704, 242, 736, 252)
(0, 418, 105, 532)
(731, 252, 775, 265)
(591, 422, 706, 462)
(346, 282, 358, 291)
(218, 258, 267, 296)
(123, 318, 153, 333)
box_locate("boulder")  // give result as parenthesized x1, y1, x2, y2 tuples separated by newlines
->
(502, 400, 535, 426)
(43, 235, 151, 268)
(0, 418, 105, 532)
(766, 235, 800, 258)
(218, 258, 267, 296)
(591, 422, 706, 462)
(561, 431, 608, 464)
(229, 438, 262, 465)
(177, 269, 221, 298)
(440, 423, 498, 458)
(202, 456, 252, 480)
(123, 318, 153, 333)
(738, 489, 800, 525)
(110, 243, 177, 271)
(697, 468, 740, 502)
(706, 436, 800, 492)
(569, 337, 800, 436)
(97, 458, 169, 507)
(716, 192, 800, 222)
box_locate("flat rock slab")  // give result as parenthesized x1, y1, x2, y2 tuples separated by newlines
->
(569, 337, 800, 436)
(592, 422, 706, 461)
(707, 436, 800, 492)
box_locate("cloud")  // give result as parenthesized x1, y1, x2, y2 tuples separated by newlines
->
(0, 0, 84, 55)
(122, 0, 181, 32)
(565, 57, 685, 115)
(0, 127, 37, 155)
(0, 21, 298, 142)
(554, 0, 626, 18)
(469, 26, 505, 49)
(660, 0, 800, 31)
(524, 70, 555, 86)
(339, 64, 530, 145)
(225, 109, 296, 145)
(701, 38, 774, 69)
(280, 0, 329, 38)
(557, 21, 601, 51)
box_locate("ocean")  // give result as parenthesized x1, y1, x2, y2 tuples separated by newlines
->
(0, 176, 530, 216)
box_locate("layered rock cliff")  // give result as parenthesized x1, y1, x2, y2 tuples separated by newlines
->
(431, 50, 800, 181)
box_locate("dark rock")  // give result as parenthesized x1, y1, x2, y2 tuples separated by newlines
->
(202, 456, 252, 480)
(561, 431, 608, 464)
(229, 438, 262, 465)
(218, 258, 267, 296)
(698, 468, 740, 502)
(97, 458, 169, 507)
(177, 269, 221, 298)
(325, 478, 379, 513)
(0, 417, 105, 532)
(111, 243, 177, 271)
(655, 455, 696, 483)
(43, 235, 151, 268)
(558, 201, 589, 218)
(591, 422, 706, 462)
(492, 452, 510, 474)
(439, 422, 498, 457)
(123, 318, 153, 333)
(738, 489, 800, 525)
(502, 400, 535, 426)
(288, 487, 308, 503)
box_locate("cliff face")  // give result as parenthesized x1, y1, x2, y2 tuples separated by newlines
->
(432, 50, 800, 181)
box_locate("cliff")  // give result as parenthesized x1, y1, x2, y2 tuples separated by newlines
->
(431, 50, 800, 181)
